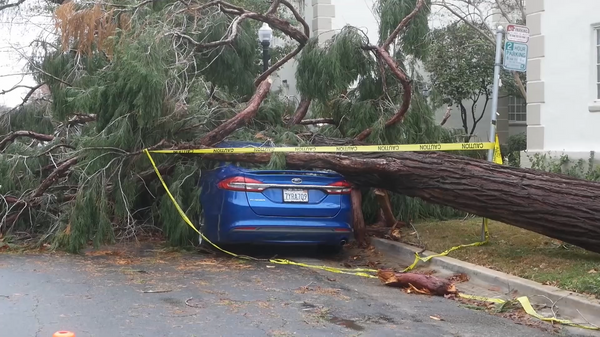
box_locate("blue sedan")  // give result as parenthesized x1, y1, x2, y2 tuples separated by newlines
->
(198, 142, 353, 253)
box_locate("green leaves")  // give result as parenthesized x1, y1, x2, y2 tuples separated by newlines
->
(376, 0, 431, 58)
(296, 28, 373, 102)
(424, 22, 496, 106)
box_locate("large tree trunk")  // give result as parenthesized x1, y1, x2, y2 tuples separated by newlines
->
(192, 150, 600, 253)
(351, 188, 368, 247)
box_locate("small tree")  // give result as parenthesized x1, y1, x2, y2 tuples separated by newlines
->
(432, 0, 527, 100)
(425, 22, 501, 142)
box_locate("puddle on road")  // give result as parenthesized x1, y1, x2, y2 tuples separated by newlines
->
(327, 316, 365, 331)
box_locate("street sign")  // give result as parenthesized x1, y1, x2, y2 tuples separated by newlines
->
(503, 41, 528, 72)
(506, 24, 530, 43)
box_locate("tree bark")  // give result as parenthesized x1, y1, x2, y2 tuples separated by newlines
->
(190, 150, 600, 254)
(377, 269, 457, 296)
(199, 78, 272, 146)
(351, 188, 368, 247)
(0, 131, 55, 151)
(373, 189, 398, 227)
(288, 97, 311, 126)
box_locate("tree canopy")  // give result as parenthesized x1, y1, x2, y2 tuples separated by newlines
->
(0, 0, 474, 251)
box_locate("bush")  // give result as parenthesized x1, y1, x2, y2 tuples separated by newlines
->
(502, 133, 526, 167)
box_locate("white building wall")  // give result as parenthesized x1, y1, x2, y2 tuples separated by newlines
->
(542, 0, 600, 151)
(523, 0, 600, 166)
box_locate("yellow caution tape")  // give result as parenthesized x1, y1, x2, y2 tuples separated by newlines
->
(148, 142, 494, 154)
(401, 218, 490, 273)
(458, 294, 599, 330)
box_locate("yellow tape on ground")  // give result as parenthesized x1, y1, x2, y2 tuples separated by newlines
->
(402, 219, 490, 273)
(149, 142, 494, 154)
(458, 294, 599, 331)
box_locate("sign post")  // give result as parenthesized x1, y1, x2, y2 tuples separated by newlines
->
(481, 26, 505, 241)
(480, 24, 529, 240)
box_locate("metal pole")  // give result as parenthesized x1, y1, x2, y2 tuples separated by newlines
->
(481, 25, 505, 241)
(261, 40, 270, 73)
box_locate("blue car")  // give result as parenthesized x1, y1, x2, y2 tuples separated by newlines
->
(198, 141, 353, 253)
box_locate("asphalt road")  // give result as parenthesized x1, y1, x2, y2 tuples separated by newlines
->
(0, 245, 586, 337)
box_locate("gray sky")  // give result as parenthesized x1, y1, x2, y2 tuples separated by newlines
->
(0, 3, 52, 107)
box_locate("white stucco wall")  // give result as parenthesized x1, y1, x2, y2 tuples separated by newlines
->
(331, 0, 379, 44)
(529, 0, 600, 153)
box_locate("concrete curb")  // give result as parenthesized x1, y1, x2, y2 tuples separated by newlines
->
(371, 237, 600, 327)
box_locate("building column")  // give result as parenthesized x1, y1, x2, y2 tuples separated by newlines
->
(312, 0, 335, 43)
(525, 0, 546, 151)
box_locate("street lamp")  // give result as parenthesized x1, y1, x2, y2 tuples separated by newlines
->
(258, 22, 273, 72)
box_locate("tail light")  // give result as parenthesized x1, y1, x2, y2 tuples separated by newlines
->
(326, 181, 352, 194)
(217, 176, 265, 192)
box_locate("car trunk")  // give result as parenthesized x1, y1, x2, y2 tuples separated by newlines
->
(241, 170, 347, 218)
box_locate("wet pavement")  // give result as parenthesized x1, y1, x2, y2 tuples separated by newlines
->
(0, 245, 588, 337)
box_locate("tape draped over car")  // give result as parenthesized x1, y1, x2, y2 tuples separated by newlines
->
(197, 141, 353, 253)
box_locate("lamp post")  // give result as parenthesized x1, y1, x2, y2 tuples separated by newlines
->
(258, 23, 273, 72)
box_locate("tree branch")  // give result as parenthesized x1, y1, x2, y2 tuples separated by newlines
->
(279, 0, 310, 37)
(170, 13, 251, 50)
(355, 47, 412, 141)
(288, 96, 311, 125)
(353, 0, 425, 140)
(513, 72, 527, 100)
(0, 131, 55, 151)
(432, 1, 528, 101)
(297, 117, 335, 125)
(494, 0, 512, 24)
(6, 83, 46, 113)
(440, 106, 451, 126)
(255, 43, 303, 86)
(31, 157, 78, 198)
(383, 0, 426, 50)
(0, 0, 25, 11)
(199, 78, 273, 146)
(432, 2, 494, 44)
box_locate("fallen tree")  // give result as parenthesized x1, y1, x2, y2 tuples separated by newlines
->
(168, 149, 600, 254)
(3, 0, 580, 256)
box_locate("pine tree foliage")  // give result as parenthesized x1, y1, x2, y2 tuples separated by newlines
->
(294, 0, 463, 222)
(376, 0, 431, 58)
(0, 0, 469, 250)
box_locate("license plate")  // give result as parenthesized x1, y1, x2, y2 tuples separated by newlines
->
(283, 189, 309, 203)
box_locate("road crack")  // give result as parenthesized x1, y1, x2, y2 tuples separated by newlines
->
(32, 294, 42, 337)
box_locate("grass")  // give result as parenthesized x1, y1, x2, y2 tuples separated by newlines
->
(400, 218, 600, 298)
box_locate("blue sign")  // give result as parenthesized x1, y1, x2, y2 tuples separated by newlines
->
(503, 41, 528, 72)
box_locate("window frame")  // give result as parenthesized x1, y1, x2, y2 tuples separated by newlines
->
(508, 95, 527, 123)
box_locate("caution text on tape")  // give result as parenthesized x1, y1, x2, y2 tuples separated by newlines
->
(149, 142, 495, 155)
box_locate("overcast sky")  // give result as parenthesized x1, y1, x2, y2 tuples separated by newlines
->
(0, 0, 497, 108)
(0, 4, 52, 108)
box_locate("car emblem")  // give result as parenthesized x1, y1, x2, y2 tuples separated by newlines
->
(291, 178, 302, 184)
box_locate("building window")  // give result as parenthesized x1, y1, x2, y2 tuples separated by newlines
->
(596, 28, 600, 99)
(508, 96, 526, 122)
